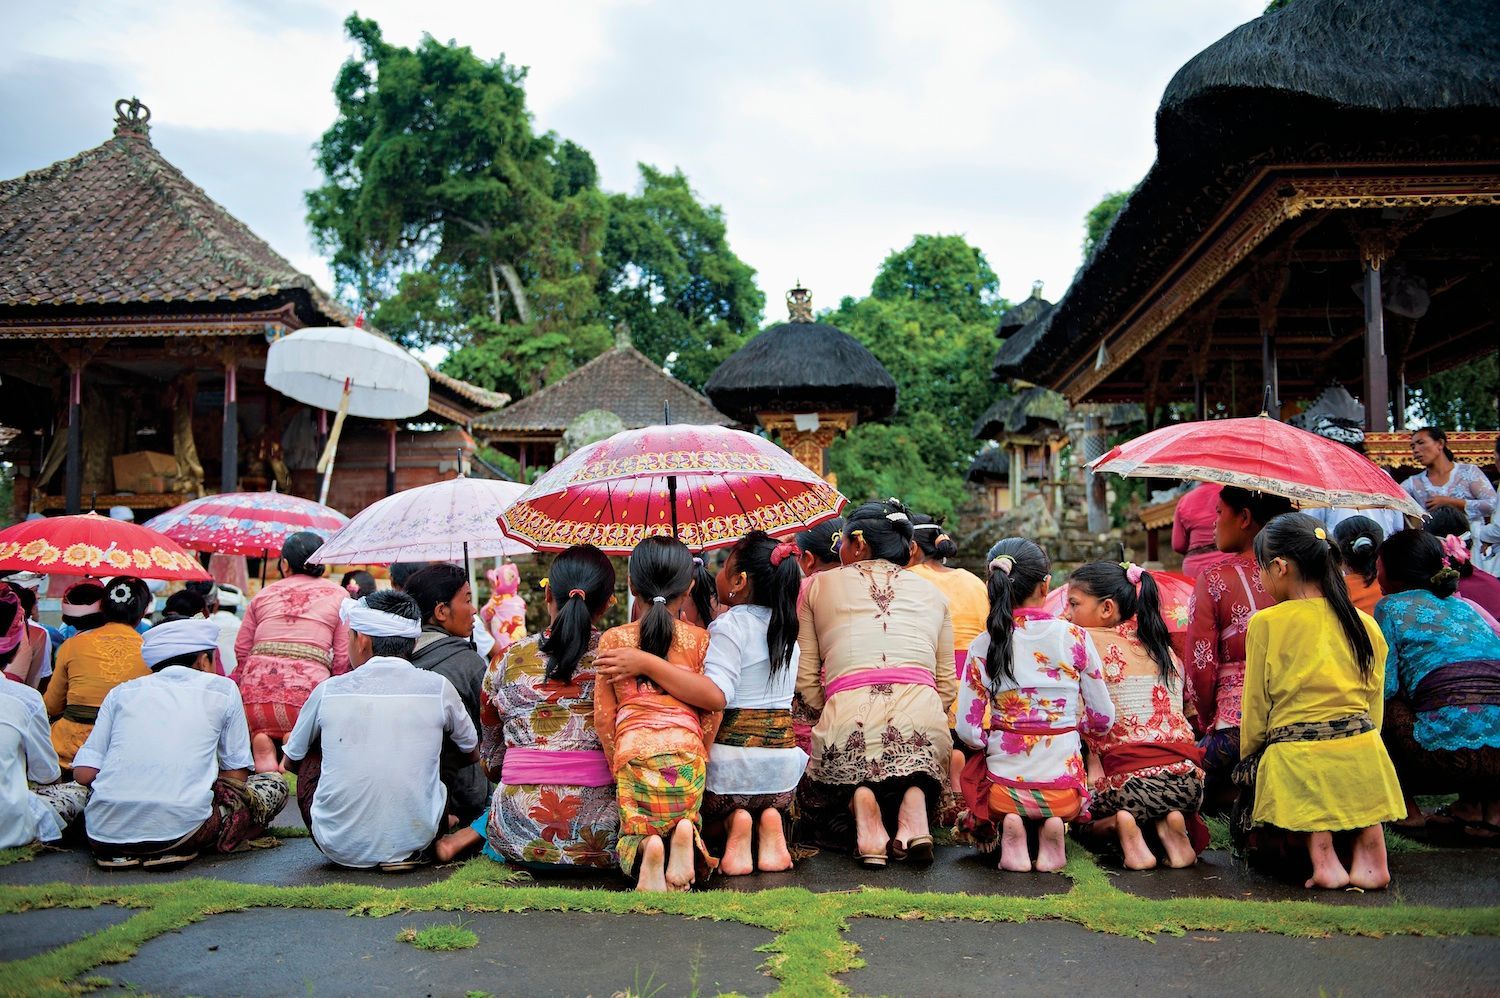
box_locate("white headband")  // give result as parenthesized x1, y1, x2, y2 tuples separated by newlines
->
(339, 596, 421, 638)
(911, 523, 942, 532)
(141, 618, 221, 667)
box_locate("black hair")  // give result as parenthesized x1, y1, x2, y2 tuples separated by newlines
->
(403, 563, 469, 625)
(63, 581, 107, 632)
(0, 586, 20, 668)
(362, 589, 422, 659)
(981, 538, 1051, 691)
(911, 513, 958, 562)
(1414, 426, 1456, 463)
(389, 562, 428, 589)
(1254, 512, 1374, 677)
(538, 544, 615, 683)
(162, 589, 206, 620)
(341, 570, 377, 599)
(102, 576, 151, 627)
(1218, 486, 1294, 529)
(280, 531, 326, 578)
(184, 580, 218, 611)
(727, 531, 802, 677)
(629, 535, 695, 658)
(795, 518, 843, 566)
(1333, 516, 1384, 586)
(1423, 506, 1476, 579)
(1379, 528, 1460, 598)
(1069, 561, 1178, 686)
(13, 585, 36, 619)
(151, 650, 212, 673)
(843, 499, 915, 566)
(688, 555, 717, 627)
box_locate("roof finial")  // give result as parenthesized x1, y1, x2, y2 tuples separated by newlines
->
(787, 284, 813, 323)
(614, 320, 633, 350)
(114, 97, 152, 139)
(1030, 279, 1044, 300)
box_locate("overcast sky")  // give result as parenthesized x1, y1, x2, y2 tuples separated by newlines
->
(3, 0, 1264, 325)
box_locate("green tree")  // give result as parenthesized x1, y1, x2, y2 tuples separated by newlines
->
(1410, 354, 1499, 431)
(1082, 188, 1132, 259)
(599, 166, 764, 390)
(870, 233, 1002, 325)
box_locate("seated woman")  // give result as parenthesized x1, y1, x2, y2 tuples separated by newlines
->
(955, 539, 1114, 873)
(45, 578, 151, 771)
(73, 618, 288, 869)
(436, 545, 619, 869)
(1424, 506, 1500, 621)
(796, 500, 956, 867)
(1374, 529, 1500, 835)
(1066, 561, 1206, 870)
(1333, 516, 1385, 616)
(598, 531, 808, 876)
(406, 564, 492, 825)
(1236, 514, 1403, 890)
(595, 537, 722, 892)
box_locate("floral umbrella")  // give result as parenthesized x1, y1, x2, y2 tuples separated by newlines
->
(0, 512, 210, 581)
(498, 422, 847, 555)
(1090, 414, 1424, 519)
(143, 491, 348, 558)
(1043, 569, 1196, 651)
(309, 476, 532, 566)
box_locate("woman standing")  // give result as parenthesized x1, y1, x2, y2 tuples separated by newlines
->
(1403, 426, 1496, 540)
(233, 532, 350, 773)
(796, 499, 956, 867)
(44, 577, 151, 769)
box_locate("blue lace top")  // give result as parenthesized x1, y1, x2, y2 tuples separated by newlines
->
(1375, 590, 1500, 752)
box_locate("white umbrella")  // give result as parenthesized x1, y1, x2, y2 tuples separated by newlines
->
(308, 476, 533, 571)
(266, 325, 430, 503)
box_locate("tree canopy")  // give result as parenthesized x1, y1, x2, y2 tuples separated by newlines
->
(306, 16, 760, 397)
(1081, 188, 1132, 259)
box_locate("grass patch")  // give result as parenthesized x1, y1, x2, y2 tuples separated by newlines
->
(0, 844, 40, 867)
(264, 825, 311, 840)
(397, 919, 479, 952)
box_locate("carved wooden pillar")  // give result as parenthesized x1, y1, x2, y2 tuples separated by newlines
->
(1246, 260, 1291, 417)
(756, 412, 854, 483)
(386, 420, 398, 496)
(221, 360, 238, 493)
(65, 362, 83, 514)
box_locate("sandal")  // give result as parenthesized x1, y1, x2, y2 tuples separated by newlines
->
(378, 859, 427, 873)
(904, 834, 935, 868)
(141, 852, 199, 870)
(856, 847, 888, 869)
(94, 855, 142, 870)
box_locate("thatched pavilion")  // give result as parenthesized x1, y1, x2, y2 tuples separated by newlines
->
(994, 0, 1500, 434)
(705, 286, 897, 479)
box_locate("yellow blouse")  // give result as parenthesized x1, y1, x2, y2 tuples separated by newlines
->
(906, 562, 989, 654)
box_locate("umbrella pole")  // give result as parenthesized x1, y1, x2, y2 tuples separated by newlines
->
(316, 379, 353, 506)
(668, 476, 679, 539)
(259, 548, 268, 588)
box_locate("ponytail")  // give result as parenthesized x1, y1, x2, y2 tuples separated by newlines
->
(537, 544, 615, 683)
(1254, 513, 1374, 678)
(1070, 560, 1179, 686)
(727, 531, 803, 678)
(981, 538, 1050, 692)
(688, 556, 717, 626)
(629, 536, 694, 659)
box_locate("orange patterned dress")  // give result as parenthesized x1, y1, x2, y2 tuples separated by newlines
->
(44, 623, 149, 767)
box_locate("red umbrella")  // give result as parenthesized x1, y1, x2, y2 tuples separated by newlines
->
(1045, 570, 1196, 637)
(498, 422, 846, 555)
(143, 491, 349, 558)
(0, 513, 210, 581)
(1090, 415, 1423, 519)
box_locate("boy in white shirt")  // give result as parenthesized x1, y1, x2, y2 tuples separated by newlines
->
(283, 590, 478, 871)
(72, 618, 288, 869)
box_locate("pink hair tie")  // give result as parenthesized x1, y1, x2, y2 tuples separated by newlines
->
(1440, 534, 1471, 566)
(1119, 561, 1144, 587)
(770, 541, 798, 567)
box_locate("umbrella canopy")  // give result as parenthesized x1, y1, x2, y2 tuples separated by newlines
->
(498, 423, 847, 555)
(1043, 570, 1196, 632)
(143, 492, 349, 558)
(1090, 415, 1424, 519)
(0, 513, 210, 580)
(266, 326, 429, 419)
(309, 477, 532, 565)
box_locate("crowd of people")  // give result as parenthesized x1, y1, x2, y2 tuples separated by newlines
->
(2, 428, 1498, 893)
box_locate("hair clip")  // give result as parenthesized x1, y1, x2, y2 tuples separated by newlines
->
(934, 533, 951, 545)
(912, 523, 942, 533)
(885, 511, 910, 522)
(851, 529, 865, 543)
(990, 554, 1015, 575)
(829, 530, 842, 551)
(1440, 534, 1471, 566)
(1313, 526, 1328, 542)
(769, 541, 798, 567)
(538, 577, 550, 589)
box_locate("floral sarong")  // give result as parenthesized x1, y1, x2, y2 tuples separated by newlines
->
(615, 750, 715, 879)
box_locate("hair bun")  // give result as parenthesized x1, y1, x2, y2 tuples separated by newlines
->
(1351, 536, 1375, 552)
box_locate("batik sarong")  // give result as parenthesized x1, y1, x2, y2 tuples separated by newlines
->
(1230, 714, 1372, 853)
(615, 750, 715, 879)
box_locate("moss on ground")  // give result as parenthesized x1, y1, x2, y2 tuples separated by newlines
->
(0, 840, 1495, 997)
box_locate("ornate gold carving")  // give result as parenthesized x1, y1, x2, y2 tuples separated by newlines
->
(757, 411, 856, 478)
(1064, 170, 1500, 400)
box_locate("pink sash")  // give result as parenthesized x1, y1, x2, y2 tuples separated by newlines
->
(500, 748, 614, 787)
(824, 666, 937, 698)
(954, 650, 968, 683)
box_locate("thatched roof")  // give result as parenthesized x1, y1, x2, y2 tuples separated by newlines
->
(966, 446, 1009, 484)
(994, 0, 1500, 393)
(474, 344, 730, 436)
(705, 290, 897, 424)
(992, 301, 1056, 380)
(995, 285, 1053, 340)
(972, 387, 1068, 440)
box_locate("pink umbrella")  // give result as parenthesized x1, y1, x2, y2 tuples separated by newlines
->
(143, 491, 349, 558)
(309, 476, 532, 567)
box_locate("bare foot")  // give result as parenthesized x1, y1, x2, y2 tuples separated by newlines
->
(1391, 795, 1426, 830)
(665, 819, 697, 891)
(435, 827, 482, 863)
(251, 733, 281, 774)
(999, 813, 1032, 872)
(1304, 830, 1350, 890)
(1347, 825, 1391, 890)
(756, 808, 793, 873)
(1036, 816, 1068, 873)
(1157, 811, 1198, 869)
(892, 785, 929, 852)
(851, 786, 889, 861)
(1116, 810, 1157, 871)
(719, 809, 755, 876)
(636, 835, 668, 892)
